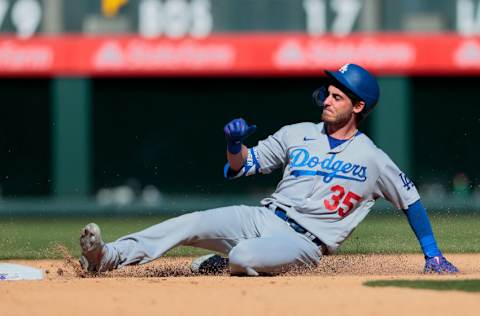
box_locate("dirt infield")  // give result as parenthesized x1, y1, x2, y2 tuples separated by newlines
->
(1, 254, 479, 316)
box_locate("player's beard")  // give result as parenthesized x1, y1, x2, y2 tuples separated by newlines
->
(321, 107, 353, 127)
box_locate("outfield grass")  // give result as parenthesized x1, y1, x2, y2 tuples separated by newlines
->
(0, 213, 479, 259)
(364, 279, 480, 292)
(339, 213, 480, 254)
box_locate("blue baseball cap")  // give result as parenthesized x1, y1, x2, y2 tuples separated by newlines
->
(324, 63, 380, 110)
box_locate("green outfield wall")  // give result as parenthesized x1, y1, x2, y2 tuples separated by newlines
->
(0, 76, 478, 213)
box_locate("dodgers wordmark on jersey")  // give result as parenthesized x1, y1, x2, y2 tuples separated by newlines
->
(228, 122, 420, 253)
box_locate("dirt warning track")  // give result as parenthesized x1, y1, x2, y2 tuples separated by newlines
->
(1, 254, 479, 316)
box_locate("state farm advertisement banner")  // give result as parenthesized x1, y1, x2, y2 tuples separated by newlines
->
(0, 34, 479, 76)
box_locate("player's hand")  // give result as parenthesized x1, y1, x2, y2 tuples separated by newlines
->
(424, 255, 459, 274)
(224, 118, 257, 144)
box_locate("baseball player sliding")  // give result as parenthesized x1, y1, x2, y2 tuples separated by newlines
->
(80, 63, 458, 276)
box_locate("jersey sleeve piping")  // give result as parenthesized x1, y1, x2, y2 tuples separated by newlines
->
(223, 147, 261, 179)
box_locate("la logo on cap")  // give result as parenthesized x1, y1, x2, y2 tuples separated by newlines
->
(339, 64, 350, 73)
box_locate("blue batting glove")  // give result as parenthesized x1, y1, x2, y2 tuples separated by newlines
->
(424, 255, 459, 274)
(224, 118, 257, 154)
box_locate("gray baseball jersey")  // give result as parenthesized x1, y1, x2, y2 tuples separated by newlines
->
(229, 122, 420, 253)
(97, 121, 419, 275)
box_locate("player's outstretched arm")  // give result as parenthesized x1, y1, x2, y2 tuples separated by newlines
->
(224, 118, 256, 171)
(405, 200, 459, 274)
(227, 146, 248, 171)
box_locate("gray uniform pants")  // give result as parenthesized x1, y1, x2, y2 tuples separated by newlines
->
(102, 205, 322, 275)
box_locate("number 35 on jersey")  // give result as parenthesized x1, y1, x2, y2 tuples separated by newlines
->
(324, 185, 361, 217)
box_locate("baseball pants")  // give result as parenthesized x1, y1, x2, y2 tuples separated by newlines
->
(100, 205, 322, 275)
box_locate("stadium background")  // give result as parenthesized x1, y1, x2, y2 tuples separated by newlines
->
(0, 0, 479, 216)
(1, 4, 480, 314)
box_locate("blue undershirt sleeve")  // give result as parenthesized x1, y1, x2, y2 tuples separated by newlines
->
(404, 199, 442, 258)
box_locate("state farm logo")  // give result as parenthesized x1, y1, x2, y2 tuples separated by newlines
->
(454, 40, 480, 67)
(93, 41, 125, 68)
(0, 41, 53, 71)
(274, 39, 415, 69)
(273, 40, 306, 67)
(93, 39, 235, 71)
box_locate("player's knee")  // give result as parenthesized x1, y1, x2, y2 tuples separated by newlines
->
(178, 211, 207, 229)
(228, 243, 260, 276)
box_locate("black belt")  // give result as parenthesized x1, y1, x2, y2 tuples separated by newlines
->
(273, 208, 328, 254)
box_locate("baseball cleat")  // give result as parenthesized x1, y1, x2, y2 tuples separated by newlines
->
(190, 254, 229, 275)
(79, 223, 106, 272)
(424, 255, 459, 274)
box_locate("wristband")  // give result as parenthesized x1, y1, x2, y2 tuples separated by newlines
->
(227, 141, 242, 155)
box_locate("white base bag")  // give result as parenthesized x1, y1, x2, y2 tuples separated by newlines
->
(0, 263, 44, 281)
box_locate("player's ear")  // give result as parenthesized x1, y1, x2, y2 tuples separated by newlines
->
(353, 101, 365, 114)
